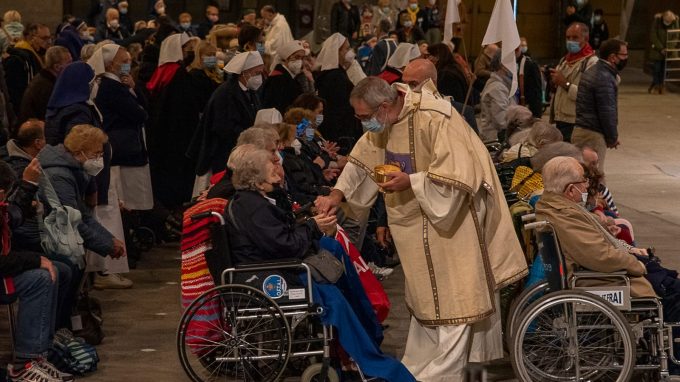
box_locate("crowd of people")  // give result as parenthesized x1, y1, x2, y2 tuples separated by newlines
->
(0, 0, 678, 381)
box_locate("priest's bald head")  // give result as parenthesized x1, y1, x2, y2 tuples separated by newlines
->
(402, 58, 438, 92)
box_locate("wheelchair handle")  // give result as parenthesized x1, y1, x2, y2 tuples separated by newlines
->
(521, 213, 536, 222)
(524, 221, 548, 231)
(190, 211, 226, 226)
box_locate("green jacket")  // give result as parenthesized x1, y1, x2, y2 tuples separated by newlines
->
(650, 14, 679, 61)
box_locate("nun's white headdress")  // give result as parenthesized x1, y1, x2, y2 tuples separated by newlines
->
(315, 33, 347, 71)
(387, 43, 421, 70)
(224, 51, 264, 74)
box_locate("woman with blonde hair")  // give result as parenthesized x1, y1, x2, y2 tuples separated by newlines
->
(188, 40, 223, 99)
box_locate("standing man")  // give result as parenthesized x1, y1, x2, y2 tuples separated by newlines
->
(197, 4, 220, 39)
(4, 23, 52, 117)
(549, 22, 598, 142)
(330, 0, 360, 43)
(18, 46, 72, 124)
(366, 19, 397, 76)
(315, 77, 527, 381)
(261, 5, 293, 59)
(572, 39, 628, 173)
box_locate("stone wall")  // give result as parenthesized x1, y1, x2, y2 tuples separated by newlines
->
(2, 0, 63, 32)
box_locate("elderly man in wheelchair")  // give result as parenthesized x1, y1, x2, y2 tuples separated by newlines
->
(508, 155, 680, 382)
(178, 144, 415, 382)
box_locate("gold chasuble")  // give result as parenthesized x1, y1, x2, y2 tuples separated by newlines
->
(335, 82, 527, 325)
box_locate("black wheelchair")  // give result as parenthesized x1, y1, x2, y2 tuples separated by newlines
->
(507, 214, 680, 381)
(176, 206, 378, 382)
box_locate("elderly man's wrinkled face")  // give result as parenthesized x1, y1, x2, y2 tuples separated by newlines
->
(563, 168, 590, 204)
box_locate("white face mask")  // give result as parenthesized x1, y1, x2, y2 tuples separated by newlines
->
(109, 19, 120, 29)
(571, 183, 588, 206)
(287, 59, 303, 75)
(83, 156, 105, 176)
(246, 74, 263, 90)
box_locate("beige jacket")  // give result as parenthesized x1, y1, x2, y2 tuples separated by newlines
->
(550, 54, 599, 124)
(536, 192, 655, 298)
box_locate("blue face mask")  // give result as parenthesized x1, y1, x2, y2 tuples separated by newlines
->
(362, 117, 385, 133)
(566, 40, 581, 54)
(315, 114, 324, 126)
(256, 42, 265, 55)
(119, 63, 131, 76)
(180, 22, 191, 30)
(305, 127, 315, 141)
(202, 56, 217, 69)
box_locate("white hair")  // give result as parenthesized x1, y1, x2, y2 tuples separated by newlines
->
(542, 156, 582, 194)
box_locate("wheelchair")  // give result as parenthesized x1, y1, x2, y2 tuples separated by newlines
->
(507, 214, 680, 382)
(176, 205, 377, 382)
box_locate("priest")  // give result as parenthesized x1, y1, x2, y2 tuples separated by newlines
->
(315, 76, 528, 381)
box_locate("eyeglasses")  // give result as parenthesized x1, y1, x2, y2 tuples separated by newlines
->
(354, 104, 382, 121)
(563, 178, 589, 192)
(82, 151, 104, 160)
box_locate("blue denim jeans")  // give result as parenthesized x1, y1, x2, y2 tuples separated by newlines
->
(12, 261, 71, 359)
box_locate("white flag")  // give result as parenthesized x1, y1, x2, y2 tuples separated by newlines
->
(443, 0, 461, 45)
(482, 0, 520, 96)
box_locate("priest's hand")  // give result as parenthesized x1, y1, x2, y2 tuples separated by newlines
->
(315, 189, 343, 215)
(378, 172, 411, 192)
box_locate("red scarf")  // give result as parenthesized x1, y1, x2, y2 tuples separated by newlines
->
(146, 62, 181, 96)
(565, 43, 595, 64)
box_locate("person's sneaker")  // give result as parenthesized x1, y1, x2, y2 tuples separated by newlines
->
(34, 358, 74, 382)
(367, 262, 394, 279)
(7, 362, 61, 382)
(93, 273, 133, 289)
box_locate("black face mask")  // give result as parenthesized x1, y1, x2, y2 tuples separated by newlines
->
(183, 52, 195, 66)
(615, 58, 627, 72)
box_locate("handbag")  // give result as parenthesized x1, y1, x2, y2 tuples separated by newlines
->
(304, 248, 345, 284)
(38, 173, 86, 269)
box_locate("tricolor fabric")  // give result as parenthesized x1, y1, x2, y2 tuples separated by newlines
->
(482, 0, 521, 95)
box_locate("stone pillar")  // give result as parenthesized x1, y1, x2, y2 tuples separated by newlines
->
(7, 0, 63, 33)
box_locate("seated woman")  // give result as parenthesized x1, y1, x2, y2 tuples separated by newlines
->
(502, 120, 563, 164)
(226, 146, 415, 381)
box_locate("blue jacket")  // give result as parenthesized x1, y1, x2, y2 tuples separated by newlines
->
(575, 59, 619, 145)
(37, 145, 114, 256)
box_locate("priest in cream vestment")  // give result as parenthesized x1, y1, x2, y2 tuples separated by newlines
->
(315, 77, 527, 381)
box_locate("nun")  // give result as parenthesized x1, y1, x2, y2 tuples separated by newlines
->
(187, 51, 265, 194)
(314, 32, 362, 151)
(145, 32, 204, 210)
(261, 40, 306, 114)
(85, 43, 134, 287)
(378, 42, 421, 84)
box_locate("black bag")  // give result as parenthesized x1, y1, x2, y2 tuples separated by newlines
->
(304, 249, 344, 284)
(71, 293, 104, 345)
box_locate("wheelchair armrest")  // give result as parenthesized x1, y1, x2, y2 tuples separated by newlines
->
(570, 270, 631, 289)
(234, 258, 303, 269)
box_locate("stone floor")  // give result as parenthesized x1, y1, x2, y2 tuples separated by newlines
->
(2, 67, 680, 381)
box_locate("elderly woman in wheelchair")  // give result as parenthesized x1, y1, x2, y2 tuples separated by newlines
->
(178, 144, 415, 382)
(507, 156, 680, 382)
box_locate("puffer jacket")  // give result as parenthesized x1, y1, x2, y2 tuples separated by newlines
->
(37, 144, 114, 256)
(4, 140, 40, 250)
(575, 59, 619, 146)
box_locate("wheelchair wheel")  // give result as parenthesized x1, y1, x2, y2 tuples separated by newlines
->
(300, 363, 340, 382)
(505, 282, 549, 346)
(177, 284, 292, 382)
(511, 290, 635, 382)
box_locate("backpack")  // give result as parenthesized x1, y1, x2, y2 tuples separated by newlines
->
(38, 173, 86, 269)
(48, 328, 99, 375)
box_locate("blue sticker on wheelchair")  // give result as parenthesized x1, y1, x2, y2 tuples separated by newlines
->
(262, 275, 287, 299)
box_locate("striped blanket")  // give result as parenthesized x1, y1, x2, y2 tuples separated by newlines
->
(180, 198, 228, 355)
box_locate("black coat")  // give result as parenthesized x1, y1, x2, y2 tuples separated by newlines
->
(366, 38, 397, 77)
(226, 190, 322, 265)
(262, 64, 304, 114)
(95, 76, 148, 166)
(45, 102, 102, 145)
(3, 47, 41, 116)
(518, 54, 543, 118)
(315, 68, 362, 149)
(147, 68, 203, 209)
(187, 77, 259, 176)
(281, 147, 330, 205)
(330, 2, 360, 39)
(437, 64, 468, 103)
(575, 60, 619, 145)
(18, 69, 56, 124)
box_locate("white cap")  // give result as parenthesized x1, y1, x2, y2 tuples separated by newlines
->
(277, 40, 305, 61)
(387, 43, 421, 70)
(87, 43, 121, 76)
(225, 51, 264, 74)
